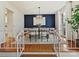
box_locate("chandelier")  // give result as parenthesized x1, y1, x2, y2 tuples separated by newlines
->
(34, 7, 45, 26)
(36, 7, 43, 20)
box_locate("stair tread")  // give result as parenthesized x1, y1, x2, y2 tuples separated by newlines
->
(21, 54, 57, 57)
(0, 44, 54, 52)
(24, 44, 54, 52)
(0, 48, 17, 52)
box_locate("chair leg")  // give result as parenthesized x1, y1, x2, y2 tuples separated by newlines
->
(41, 37, 43, 42)
(47, 34, 49, 42)
(29, 34, 31, 42)
(35, 34, 37, 42)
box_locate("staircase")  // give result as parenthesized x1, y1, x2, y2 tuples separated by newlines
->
(0, 29, 70, 57)
(0, 47, 17, 52)
(21, 44, 57, 57)
(67, 40, 79, 52)
(0, 43, 17, 52)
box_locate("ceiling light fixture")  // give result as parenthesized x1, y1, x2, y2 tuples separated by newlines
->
(36, 7, 42, 19)
(36, 7, 44, 25)
(33, 7, 46, 26)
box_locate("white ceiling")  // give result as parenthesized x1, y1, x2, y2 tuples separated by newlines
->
(9, 1, 67, 14)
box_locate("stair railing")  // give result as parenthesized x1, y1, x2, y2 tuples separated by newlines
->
(16, 30, 24, 57)
(52, 29, 68, 57)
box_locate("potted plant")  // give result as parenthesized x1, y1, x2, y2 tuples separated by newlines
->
(67, 4, 79, 47)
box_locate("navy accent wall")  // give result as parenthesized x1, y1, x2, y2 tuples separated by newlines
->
(24, 14, 55, 28)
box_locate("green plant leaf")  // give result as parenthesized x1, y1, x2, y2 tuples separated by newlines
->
(67, 4, 79, 32)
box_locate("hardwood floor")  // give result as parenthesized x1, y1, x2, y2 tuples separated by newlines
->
(0, 48, 17, 52)
(21, 44, 56, 57)
(23, 44, 54, 52)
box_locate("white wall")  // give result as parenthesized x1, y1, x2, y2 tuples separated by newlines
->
(65, 2, 72, 40)
(55, 1, 72, 39)
(55, 10, 62, 35)
(6, 2, 24, 37)
(55, 1, 79, 40)
(0, 2, 5, 43)
(55, 3, 67, 36)
(0, 1, 24, 43)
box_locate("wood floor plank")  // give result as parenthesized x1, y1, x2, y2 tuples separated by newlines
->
(21, 44, 56, 57)
(0, 48, 17, 52)
(24, 44, 54, 52)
